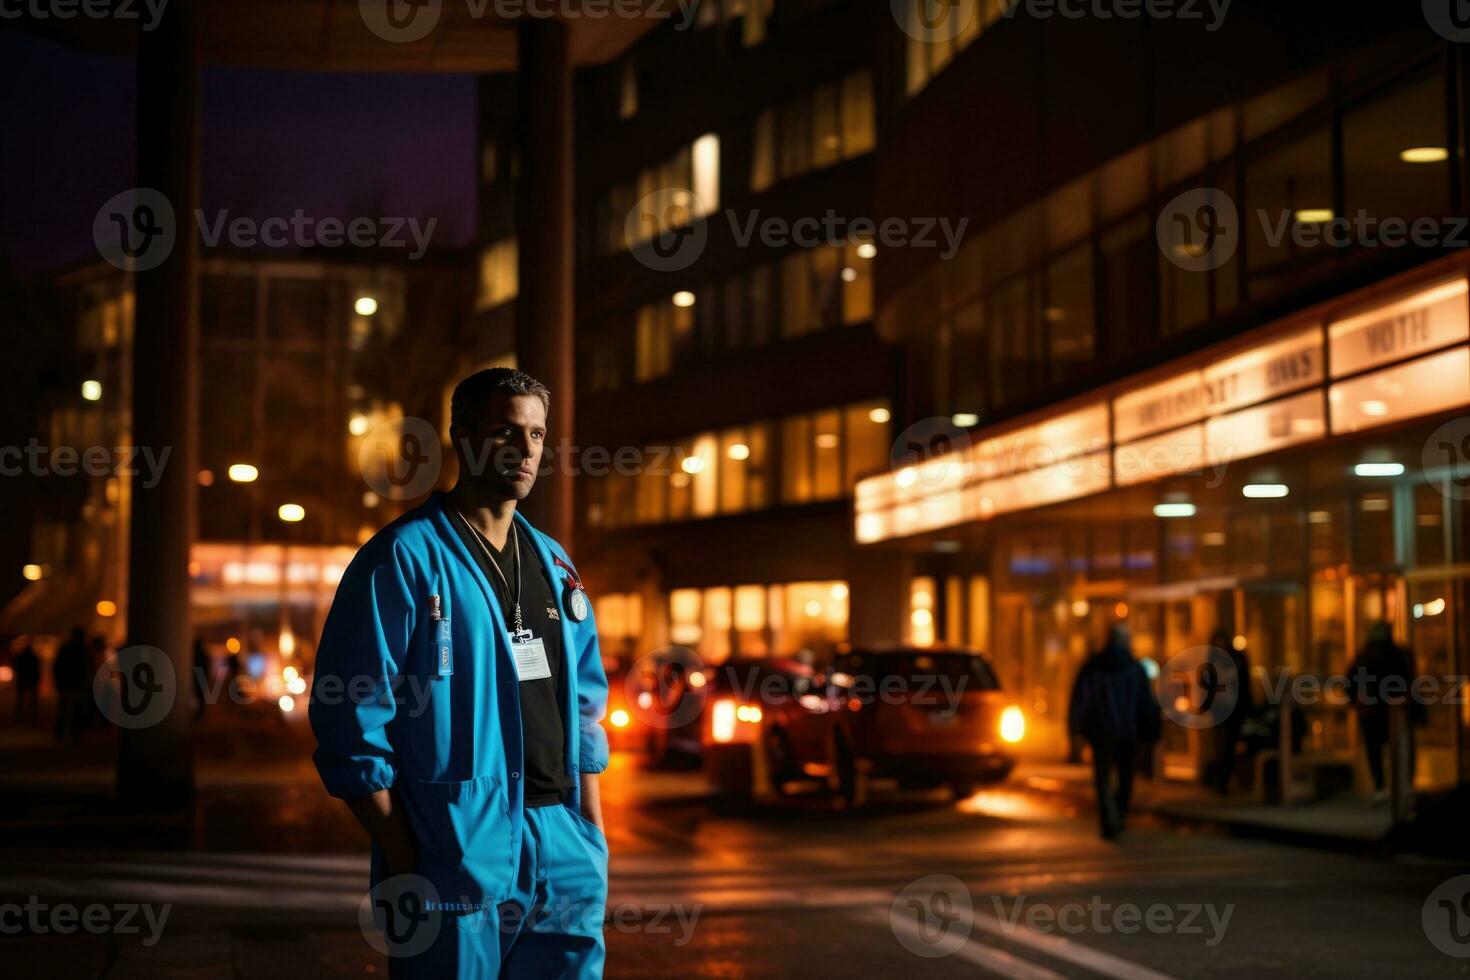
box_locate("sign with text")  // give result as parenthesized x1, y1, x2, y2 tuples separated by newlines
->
(1113, 327, 1324, 442)
(1329, 278, 1468, 378)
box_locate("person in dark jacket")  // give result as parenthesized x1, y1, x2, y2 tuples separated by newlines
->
(1348, 621, 1422, 801)
(1209, 628, 1254, 795)
(12, 640, 41, 725)
(52, 628, 89, 742)
(1068, 625, 1161, 839)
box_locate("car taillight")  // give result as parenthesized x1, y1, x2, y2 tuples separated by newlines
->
(712, 698, 738, 743)
(711, 698, 761, 744)
(999, 705, 1025, 744)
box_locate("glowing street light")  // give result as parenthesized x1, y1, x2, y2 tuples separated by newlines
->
(278, 503, 306, 523)
(354, 296, 379, 316)
(228, 463, 259, 483)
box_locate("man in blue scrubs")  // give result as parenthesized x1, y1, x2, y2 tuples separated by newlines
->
(310, 368, 610, 978)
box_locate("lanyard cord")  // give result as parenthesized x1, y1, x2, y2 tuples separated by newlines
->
(458, 512, 523, 633)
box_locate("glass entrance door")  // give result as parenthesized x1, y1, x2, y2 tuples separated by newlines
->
(1407, 574, 1460, 792)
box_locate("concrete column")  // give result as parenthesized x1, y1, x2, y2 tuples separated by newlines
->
(515, 19, 575, 548)
(120, 0, 200, 809)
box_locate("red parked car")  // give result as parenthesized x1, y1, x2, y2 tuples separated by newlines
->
(701, 657, 840, 800)
(828, 646, 1025, 805)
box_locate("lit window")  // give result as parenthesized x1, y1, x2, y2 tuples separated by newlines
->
(618, 58, 638, 120)
(476, 239, 517, 311)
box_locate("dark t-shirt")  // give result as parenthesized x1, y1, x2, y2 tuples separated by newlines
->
(449, 511, 571, 807)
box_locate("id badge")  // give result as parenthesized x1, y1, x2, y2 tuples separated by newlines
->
(435, 619, 453, 677)
(509, 630, 551, 681)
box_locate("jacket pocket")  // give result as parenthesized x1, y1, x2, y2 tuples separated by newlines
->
(400, 775, 514, 908)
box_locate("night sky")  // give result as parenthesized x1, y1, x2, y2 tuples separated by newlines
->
(0, 29, 477, 275)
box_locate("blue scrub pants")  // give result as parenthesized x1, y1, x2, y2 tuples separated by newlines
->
(391, 804, 609, 979)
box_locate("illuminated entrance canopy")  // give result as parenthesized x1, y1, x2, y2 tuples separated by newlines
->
(856, 275, 1470, 543)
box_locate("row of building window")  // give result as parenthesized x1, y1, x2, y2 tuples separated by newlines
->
(596, 580, 850, 664)
(696, 0, 775, 48)
(899, 62, 1454, 421)
(668, 580, 848, 662)
(589, 240, 875, 390)
(584, 399, 891, 529)
(591, 135, 722, 257)
(903, 0, 1004, 96)
(751, 69, 875, 192)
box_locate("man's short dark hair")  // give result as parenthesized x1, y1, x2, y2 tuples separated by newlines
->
(450, 368, 551, 429)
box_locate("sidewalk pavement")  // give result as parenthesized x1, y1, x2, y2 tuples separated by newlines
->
(1013, 761, 1395, 850)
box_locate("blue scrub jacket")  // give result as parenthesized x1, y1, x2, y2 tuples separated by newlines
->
(309, 495, 610, 910)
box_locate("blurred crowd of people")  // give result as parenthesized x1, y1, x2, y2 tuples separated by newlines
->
(8, 627, 112, 740)
(1068, 619, 1426, 838)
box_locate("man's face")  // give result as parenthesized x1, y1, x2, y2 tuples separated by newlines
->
(453, 393, 547, 500)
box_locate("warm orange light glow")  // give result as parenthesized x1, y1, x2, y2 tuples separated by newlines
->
(96, 600, 117, 617)
(610, 708, 631, 728)
(1115, 602, 1129, 618)
(225, 636, 242, 654)
(999, 706, 1026, 744)
(711, 699, 737, 743)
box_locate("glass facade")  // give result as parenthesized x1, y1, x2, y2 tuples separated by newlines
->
(870, 261, 1470, 801)
(587, 242, 875, 391)
(588, 399, 890, 530)
(751, 69, 875, 192)
(669, 580, 849, 663)
(895, 60, 1455, 424)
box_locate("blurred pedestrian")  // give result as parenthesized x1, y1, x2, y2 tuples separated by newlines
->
(1068, 624, 1161, 839)
(1210, 628, 1254, 795)
(1348, 621, 1423, 803)
(12, 639, 40, 725)
(52, 627, 89, 742)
